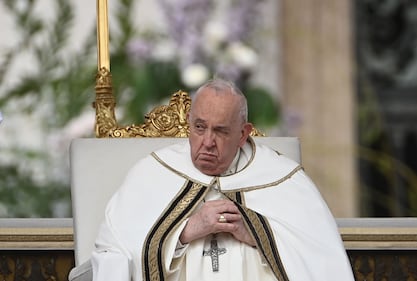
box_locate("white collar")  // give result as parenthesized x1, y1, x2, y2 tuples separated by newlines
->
(221, 142, 252, 176)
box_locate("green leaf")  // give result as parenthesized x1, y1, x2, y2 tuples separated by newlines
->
(245, 86, 280, 127)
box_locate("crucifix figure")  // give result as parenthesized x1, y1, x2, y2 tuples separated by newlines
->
(202, 236, 227, 272)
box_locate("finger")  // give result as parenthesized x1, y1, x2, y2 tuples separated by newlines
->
(217, 213, 228, 223)
(220, 213, 241, 223)
(203, 200, 239, 215)
(214, 223, 238, 234)
(204, 199, 235, 209)
(221, 204, 239, 214)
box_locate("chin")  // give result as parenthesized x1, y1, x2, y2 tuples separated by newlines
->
(197, 163, 219, 175)
(199, 167, 217, 176)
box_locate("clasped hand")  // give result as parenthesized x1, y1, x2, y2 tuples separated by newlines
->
(179, 199, 256, 247)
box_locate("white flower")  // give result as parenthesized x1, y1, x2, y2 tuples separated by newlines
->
(204, 21, 228, 54)
(152, 40, 177, 62)
(181, 64, 210, 88)
(227, 42, 258, 70)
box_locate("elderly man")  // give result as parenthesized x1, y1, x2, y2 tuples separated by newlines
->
(91, 79, 355, 281)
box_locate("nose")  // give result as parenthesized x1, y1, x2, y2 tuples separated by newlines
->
(202, 130, 215, 147)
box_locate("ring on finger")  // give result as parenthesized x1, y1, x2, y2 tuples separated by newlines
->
(218, 214, 227, 223)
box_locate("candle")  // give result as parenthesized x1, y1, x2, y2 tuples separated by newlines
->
(97, 0, 110, 71)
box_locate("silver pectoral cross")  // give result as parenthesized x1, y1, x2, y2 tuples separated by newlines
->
(202, 236, 227, 272)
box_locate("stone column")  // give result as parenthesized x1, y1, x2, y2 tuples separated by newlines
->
(280, 0, 357, 217)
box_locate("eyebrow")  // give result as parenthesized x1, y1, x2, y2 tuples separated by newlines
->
(191, 118, 206, 124)
(191, 118, 230, 131)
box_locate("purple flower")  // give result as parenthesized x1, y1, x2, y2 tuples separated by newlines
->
(226, 0, 264, 42)
(153, 0, 265, 84)
(215, 62, 241, 82)
(126, 39, 153, 62)
(157, 0, 213, 66)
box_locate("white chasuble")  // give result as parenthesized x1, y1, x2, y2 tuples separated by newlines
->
(92, 138, 354, 281)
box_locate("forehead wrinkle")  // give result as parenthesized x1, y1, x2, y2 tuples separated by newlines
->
(190, 92, 241, 128)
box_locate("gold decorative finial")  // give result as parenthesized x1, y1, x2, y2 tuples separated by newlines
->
(94, 67, 117, 137)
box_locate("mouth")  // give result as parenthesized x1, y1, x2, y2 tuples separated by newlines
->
(198, 153, 217, 161)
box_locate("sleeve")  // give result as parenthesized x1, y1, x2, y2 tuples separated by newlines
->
(92, 249, 130, 281)
(163, 220, 189, 273)
(91, 212, 133, 281)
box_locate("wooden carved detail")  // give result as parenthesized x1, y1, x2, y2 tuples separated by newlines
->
(0, 251, 74, 281)
(349, 250, 417, 281)
(0, 249, 416, 280)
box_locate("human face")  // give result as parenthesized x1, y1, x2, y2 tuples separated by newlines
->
(188, 88, 252, 175)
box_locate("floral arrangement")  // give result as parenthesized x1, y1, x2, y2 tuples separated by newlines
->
(111, 0, 280, 127)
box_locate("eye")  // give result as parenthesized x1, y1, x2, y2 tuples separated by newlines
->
(193, 123, 206, 133)
(214, 127, 230, 136)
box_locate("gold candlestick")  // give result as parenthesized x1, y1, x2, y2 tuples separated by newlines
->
(97, 0, 110, 71)
(94, 0, 116, 137)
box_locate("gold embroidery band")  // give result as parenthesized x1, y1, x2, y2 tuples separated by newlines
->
(226, 165, 303, 193)
(237, 204, 290, 281)
(142, 181, 208, 281)
(224, 191, 244, 205)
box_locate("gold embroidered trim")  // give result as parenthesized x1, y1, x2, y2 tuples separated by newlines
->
(151, 152, 217, 186)
(237, 137, 256, 173)
(223, 165, 303, 193)
(238, 205, 289, 281)
(224, 191, 246, 206)
(151, 140, 301, 194)
(142, 181, 209, 281)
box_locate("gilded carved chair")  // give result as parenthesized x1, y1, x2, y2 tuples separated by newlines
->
(68, 2, 300, 280)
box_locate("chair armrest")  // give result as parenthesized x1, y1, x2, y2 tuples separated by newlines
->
(68, 260, 92, 281)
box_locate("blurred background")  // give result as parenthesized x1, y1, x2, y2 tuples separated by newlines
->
(0, 0, 416, 218)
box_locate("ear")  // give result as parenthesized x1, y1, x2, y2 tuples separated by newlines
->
(239, 122, 253, 147)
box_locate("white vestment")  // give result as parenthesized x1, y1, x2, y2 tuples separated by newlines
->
(91, 138, 354, 281)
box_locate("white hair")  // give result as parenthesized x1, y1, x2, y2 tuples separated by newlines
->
(193, 78, 248, 123)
